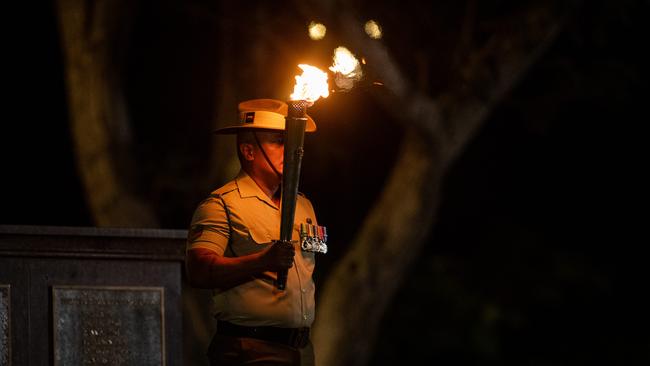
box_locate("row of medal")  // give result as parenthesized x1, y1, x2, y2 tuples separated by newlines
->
(299, 223, 328, 254)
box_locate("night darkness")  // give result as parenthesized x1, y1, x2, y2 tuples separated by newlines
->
(2, 0, 648, 364)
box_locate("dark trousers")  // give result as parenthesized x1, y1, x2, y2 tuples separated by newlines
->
(207, 334, 315, 366)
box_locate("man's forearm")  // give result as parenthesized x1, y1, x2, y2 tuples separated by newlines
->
(186, 247, 267, 290)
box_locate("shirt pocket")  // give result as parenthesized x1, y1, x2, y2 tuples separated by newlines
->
(248, 225, 274, 245)
(227, 225, 272, 257)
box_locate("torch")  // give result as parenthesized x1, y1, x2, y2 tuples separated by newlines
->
(276, 65, 329, 290)
(276, 47, 366, 290)
(276, 100, 310, 290)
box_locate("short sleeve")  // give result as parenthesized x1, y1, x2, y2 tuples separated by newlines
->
(186, 196, 230, 255)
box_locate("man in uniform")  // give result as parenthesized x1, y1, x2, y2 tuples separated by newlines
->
(186, 99, 320, 365)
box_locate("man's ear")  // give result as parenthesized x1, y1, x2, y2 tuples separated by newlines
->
(240, 143, 255, 161)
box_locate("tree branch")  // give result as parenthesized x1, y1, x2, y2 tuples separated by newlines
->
(313, 3, 573, 365)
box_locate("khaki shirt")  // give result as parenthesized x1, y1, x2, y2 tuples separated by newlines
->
(187, 171, 317, 328)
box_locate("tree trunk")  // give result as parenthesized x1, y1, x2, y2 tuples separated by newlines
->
(56, 0, 157, 227)
(313, 3, 570, 365)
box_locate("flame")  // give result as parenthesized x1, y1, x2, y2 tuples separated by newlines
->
(329, 47, 363, 91)
(289, 64, 329, 102)
(329, 47, 360, 77)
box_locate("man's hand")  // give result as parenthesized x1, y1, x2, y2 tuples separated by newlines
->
(261, 240, 295, 271)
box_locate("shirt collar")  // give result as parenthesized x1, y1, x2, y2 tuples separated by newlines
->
(235, 170, 279, 209)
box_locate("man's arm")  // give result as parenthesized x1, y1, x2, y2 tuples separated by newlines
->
(186, 241, 295, 290)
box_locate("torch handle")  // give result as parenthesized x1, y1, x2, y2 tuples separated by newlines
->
(276, 110, 308, 290)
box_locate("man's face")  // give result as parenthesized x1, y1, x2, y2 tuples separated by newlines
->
(251, 131, 284, 177)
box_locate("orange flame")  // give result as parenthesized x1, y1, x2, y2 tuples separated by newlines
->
(329, 47, 361, 77)
(329, 47, 363, 91)
(289, 64, 329, 102)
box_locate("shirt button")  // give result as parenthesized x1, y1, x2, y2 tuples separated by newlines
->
(301, 288, 306, 293)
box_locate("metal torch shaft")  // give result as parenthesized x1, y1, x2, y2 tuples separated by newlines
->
(276, 101, 308, 290)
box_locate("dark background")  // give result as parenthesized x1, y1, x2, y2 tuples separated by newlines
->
(2, 0, 648, 364)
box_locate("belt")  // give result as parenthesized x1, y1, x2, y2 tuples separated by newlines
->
(216, 320, 310, 349)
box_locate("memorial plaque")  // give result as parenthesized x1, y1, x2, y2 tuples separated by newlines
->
(52, 286, 165, 366)
(0, 285, 9, 366)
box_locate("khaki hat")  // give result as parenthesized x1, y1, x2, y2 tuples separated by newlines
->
(213, 99, 317, 134)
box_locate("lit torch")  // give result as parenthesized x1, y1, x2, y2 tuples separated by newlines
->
(276, 49, 368, 290)
(276, 64, 329, 290)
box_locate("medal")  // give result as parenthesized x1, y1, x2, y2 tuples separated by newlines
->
(300, 222, 328, 254)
